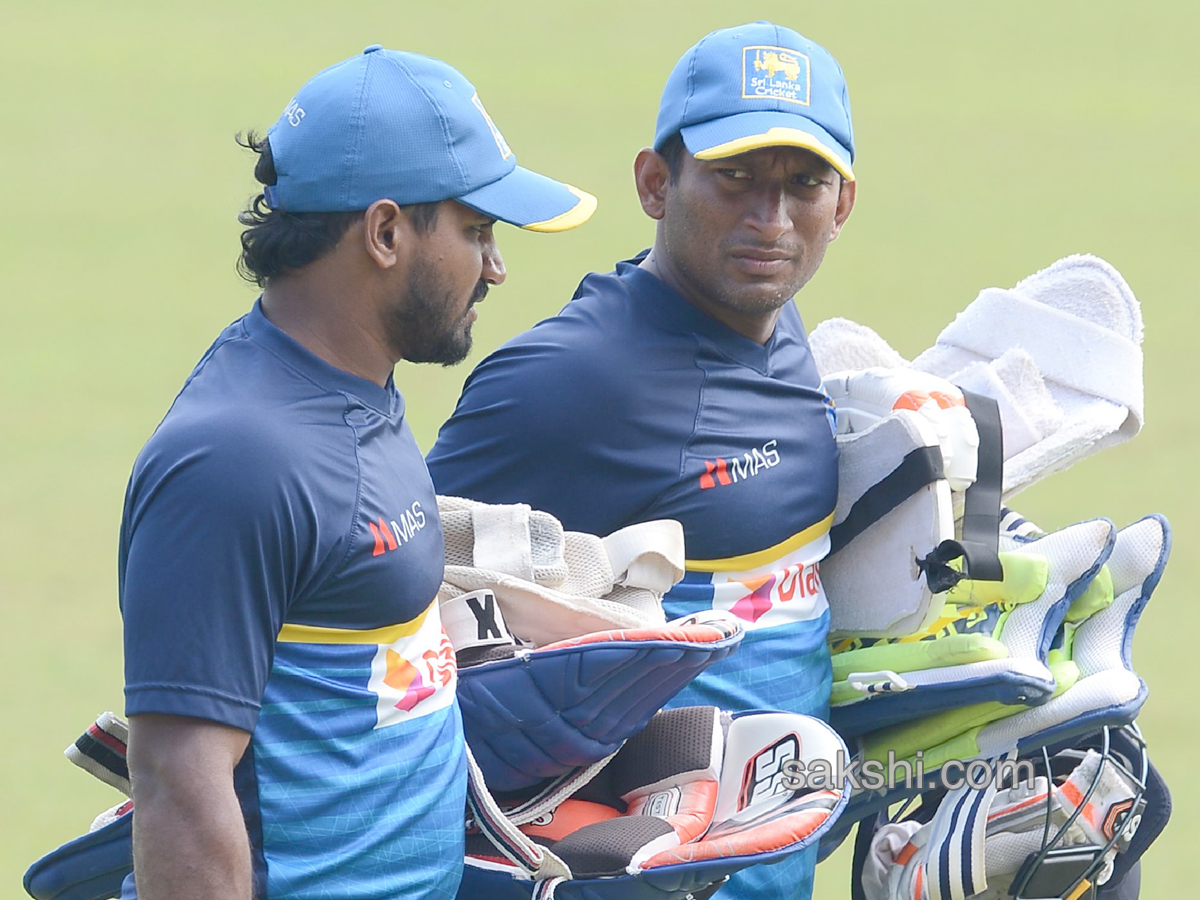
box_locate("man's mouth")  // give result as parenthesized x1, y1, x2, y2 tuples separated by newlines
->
(729, 249, 794, 276)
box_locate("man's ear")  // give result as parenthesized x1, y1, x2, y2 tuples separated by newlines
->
(362, 199, 410, 269)
(829, 178, 857, 241)
(633, 148, 670, 221)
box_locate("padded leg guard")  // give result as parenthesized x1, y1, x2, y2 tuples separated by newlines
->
(463, 708, 850, 900)
(830, 518, 1115, 739)
(23, 804, 132, 900)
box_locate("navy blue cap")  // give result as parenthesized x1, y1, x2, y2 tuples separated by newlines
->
(654, 22, 855, 181)
(264, 45, 596, 231)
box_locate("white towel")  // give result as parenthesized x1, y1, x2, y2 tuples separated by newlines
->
(914, 254, 1143, 497)
(810, 254, 1144, 500)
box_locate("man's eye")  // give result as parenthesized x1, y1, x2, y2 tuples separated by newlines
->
(718, 168, 752, 180)
(793, 173, 822, 187)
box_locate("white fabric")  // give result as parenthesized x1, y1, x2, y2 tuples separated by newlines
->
(914, 254, 1143, 497)
(809, 254, 1145, 501)
(823, 368, 980, 491)
(950, 350, 1061, 458)
(464, 743, 573, 881)
(809, 316, 907, 374)
(438, 496, 681, 647)
(711, 712, 848, 828)
(471, 503, 536, 581)
(63, 711, 130, 798)
(440, 589, 518, 653)
(974, 516, 1166, 758)
(862, 821, 923, 900)
(825, 411, 955, 638)
(603, 520, 686, 593)
(869, 749, 1137, 900)
(88, 802, 130, 834)
(993, 519, 1114, 662)
(925, 765, 1000, 900)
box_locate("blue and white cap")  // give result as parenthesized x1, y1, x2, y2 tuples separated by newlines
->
(654, 22, 855, 181)
(264, 45, 596, 232)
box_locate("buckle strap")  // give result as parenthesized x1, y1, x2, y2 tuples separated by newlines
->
(919, 390, 1005, 592)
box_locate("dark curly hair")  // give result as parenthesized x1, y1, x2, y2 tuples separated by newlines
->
(235, 131, 441, 287)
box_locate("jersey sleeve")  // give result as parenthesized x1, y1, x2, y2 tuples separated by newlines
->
(118, 415, 324, 732)
(427, 336, 659, 538)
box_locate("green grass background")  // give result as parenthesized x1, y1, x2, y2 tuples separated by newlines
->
(3, 1, 1196, 896)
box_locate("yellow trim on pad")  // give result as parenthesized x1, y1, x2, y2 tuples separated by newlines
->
(521, 186, 598, 233)
(693, 129, 855, 182)
(686, 512, 833, 573)
(278, 608, 428, 645)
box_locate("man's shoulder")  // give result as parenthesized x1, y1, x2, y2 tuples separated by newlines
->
(487, 259, 686, 380)
(132, 378, 358, 516)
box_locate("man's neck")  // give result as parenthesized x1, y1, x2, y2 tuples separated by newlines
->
(260, 269, 396, 387)
(638, 248, 780, 345)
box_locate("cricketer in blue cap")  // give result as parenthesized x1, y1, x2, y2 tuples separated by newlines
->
(116, 45, 594, 900)
(265, 44, 596, 229)
(428, 20, 854, 900)
(654, 21, 855, 181)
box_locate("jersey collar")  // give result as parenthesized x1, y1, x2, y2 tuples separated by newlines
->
(616, 251, 791, 374)
(244, 299, 403, 417)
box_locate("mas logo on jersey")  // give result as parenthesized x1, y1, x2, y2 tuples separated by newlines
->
(738, 733, 802, 812)
(368, 606, 457, 728)
(742, 46, 810, 105)
(699, 439, 780, 489)
(368, 501, 427, 556)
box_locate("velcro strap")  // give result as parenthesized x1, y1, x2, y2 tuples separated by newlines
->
(464, 744, 573, 881)
(938, 289, 1143, 415)
(829, 446, 944, 556)
(603, 519, 685, 593)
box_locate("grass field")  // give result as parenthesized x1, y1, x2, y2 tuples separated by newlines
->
(2, 2, 1196, 896)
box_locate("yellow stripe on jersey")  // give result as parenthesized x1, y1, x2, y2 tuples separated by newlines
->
(278, 607, 430, 645)
(685, 512, 833, 573)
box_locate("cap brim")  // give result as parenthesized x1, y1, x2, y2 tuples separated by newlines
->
(681, 112, 855, 182)
(458, 165, 597, 233)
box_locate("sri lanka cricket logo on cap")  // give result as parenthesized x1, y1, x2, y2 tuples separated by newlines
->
(742, 46, 811, 106)
(471, 92, 513, 160)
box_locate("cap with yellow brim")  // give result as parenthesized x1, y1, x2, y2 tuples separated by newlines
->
(458, 165, 597, 233)
(653, 21, 855, 181)
(682, 111, 854, 182)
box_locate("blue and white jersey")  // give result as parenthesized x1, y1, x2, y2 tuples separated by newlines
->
(119, 301, 465, 900)
(427, 255, 839, 720)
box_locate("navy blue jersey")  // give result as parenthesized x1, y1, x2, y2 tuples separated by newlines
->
(119, 301, 465, 900)
(427, 255, 839, 900)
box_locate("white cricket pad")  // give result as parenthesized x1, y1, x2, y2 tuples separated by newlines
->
(438, 495, 683, 647)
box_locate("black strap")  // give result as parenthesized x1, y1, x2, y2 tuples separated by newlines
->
(917, 390, 1005, 591)
(828, 446, 944, 557)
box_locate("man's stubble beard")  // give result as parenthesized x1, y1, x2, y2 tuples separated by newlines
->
(664, 214, 815, 319)
(387, 259, 488, 366)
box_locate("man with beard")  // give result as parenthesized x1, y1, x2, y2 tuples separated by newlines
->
(427, 22, 852, 900)
(118, 46, 593, 900)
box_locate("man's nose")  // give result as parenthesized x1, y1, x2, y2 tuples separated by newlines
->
(482, 236, 507, 286)
(745, 187, 792, 240)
